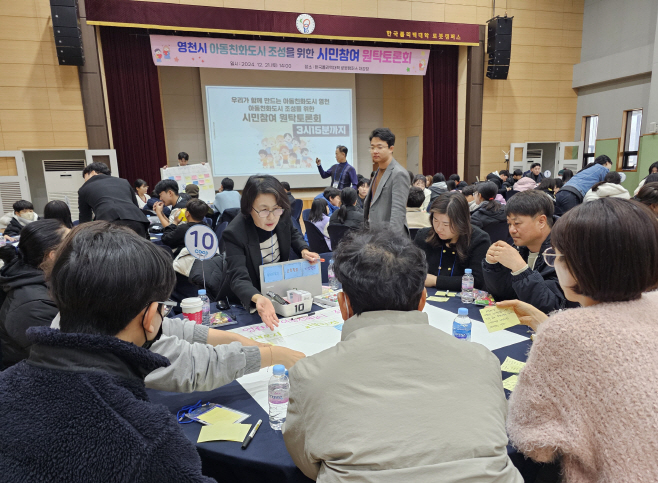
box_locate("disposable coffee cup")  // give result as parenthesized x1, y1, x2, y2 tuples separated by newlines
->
(181, 297, 203, 324)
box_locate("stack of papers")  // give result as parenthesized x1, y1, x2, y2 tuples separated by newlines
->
(195, 407, 252, 443)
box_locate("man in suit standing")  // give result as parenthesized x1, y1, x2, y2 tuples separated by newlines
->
(362, 128, 409, 235)
(78, 162, 150, 238)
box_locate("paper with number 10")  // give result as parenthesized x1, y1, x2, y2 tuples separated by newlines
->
(184, 225, 218, 261)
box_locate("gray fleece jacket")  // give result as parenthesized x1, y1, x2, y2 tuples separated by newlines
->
(50, 315, 261, 393)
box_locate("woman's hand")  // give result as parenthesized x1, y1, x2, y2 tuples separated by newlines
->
(3, 234, 15, 242)
(255, 295, 279, 330)
(301, 249, 321, 263)
(424, 274, 437, 287)
(496, 299, 548, 331)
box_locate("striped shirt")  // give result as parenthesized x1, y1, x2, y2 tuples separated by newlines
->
(260, 233, 280, 264)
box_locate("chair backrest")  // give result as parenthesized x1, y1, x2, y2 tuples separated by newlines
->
(72, 220, 80, 226)
(209, 211, 221, 229)
(291, 216, 303, 237)
(291, 199, 303, 221)
(301, 208, 311, 222)
(203, 217, 212, 227)
(319, 251, 333, 283)
(214, 221, 229, 243)
(305, 222, 331, 253)
(327, 224, 351, 250)
(482, 221, 512, 245)
(219, 207, 240, 225)
(409, 228, 420, 241)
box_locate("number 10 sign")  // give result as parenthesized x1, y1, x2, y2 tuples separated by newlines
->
(184, 225, 218, 260)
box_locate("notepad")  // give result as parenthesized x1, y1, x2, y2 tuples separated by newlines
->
(480, 306, 521, 333)
(196, 407, 244, 425)
(427, 296, 449, 302)
(500, 356, 526, 374)
(502, 375, 519, 392)
(197, 423, 252, 443)
(436, 291, 457, 297)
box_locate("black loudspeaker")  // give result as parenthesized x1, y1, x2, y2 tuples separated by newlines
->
(50, 0, 84, 66)
(486, 16, 513, 80)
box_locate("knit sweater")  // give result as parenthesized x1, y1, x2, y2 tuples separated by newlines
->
(507, 291, 658, 483)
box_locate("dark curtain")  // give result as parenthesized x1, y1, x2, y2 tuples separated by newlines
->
(422, 46, 458, 176)
(100, 27, 167, 187)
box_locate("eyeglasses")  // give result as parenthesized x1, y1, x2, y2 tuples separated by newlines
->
(369, 145, 388, 152)
(542, 247, 564, 267)
(252, 207, 284, 218)
(158, 300, 177, 317)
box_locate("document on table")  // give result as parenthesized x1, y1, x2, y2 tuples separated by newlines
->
(196, 407, 244, 425)
(500, 356, 526, 374)
(198, 423, 252, 443)
(480, 306, 521, 332)
(427, 296, 449, 302)
(502, 375, 519, 392)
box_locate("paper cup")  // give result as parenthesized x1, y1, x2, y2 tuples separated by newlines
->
(181, 297, 203, 324)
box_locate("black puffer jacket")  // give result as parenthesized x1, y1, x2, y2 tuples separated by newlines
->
(0, 258, 58, 368)
(470, 205, 507, 229)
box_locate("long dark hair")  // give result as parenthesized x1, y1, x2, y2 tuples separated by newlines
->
(0, 219, 67, 268)
(475, 181, 502, 211)
(44, 200, 73, 229)
(536, 177, 557, 196)
(561, 169, 574, 183)
(426, 192, 472, 261)
(134, 178, 148, 192)
(591, 172, 622, 192)
(336, 187, 357, 224)
(309, 198, 328, 223)
(636, 182, 658, 209)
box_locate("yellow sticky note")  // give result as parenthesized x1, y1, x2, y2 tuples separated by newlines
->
(437, 291, 457, 297)
(502, 375, 519, 392)
(427, 296, 449, 302)
(196, 407, 243, 425)
(197, 423, 251, 443)
(480, 307, 521, 333)
(500, 356, 526, 374)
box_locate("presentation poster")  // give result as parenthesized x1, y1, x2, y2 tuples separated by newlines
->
(206, 86, 353, 177)
(160, 164, 215, 204)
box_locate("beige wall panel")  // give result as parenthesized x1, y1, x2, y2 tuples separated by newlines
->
(475, 6, 489, 24)
(0, 40, 43, 64)
(223, 0, 265, 8)
(0, 87, 50, 110)
(500, 113, 530, 130)
(43, 65, 81, 90)
(411, 2, 445, 22)
(0, 133, 5, 150)
(482, 112, 501, 129)
(3, 131, 55, 150)
(303, 0, 340, 15)
(508, 62, 534, 80)
(506, 8, 536, 28)
(263, 0, 305, 13)
(341, 0, 378, 18)
(40, 41, 59, 65)
(0, 64, 47, 88)
(378, 0, 412, 20)
(35, 0, 53, 18)
(444, 4, 476, 24)
(530, 80, 560, 98)
(0, 0, 38, 18)
(529, 112, 557, 129)
(54, 131, 88, 148)
(180, 0, 224, 5)
(47, 88, 84, 111)
(0, 16, 41, 42)
(535, 0, 565, 12)
(527, 129, 555, 141)
(503, 80, 533, 98)
(501, 129, 529, 144)
(507, 0, 537, 11)
(51, 110, 87, 132)
(557, 97, 578, 114)
(0, 110, 52, 132)
(481, 129, 501, 147)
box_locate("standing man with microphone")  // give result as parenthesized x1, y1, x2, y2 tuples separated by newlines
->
(316, 145, 358, 189)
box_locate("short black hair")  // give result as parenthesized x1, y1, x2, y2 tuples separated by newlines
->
(48, 221, 176, 336)
(505, 190, 554, 227)
(636, 182, 658, 207)
(240, 175, 290, 217)
(645, 173, 658, 184)
(280, 181, 291, 191)
(461, 185, 476, 197)
(369, 127, 395, 147)
(552, 199, 658, 302)
(433, 173, 446, 183)
(530, 162, 541, 169)
(446, 180, 456, 191)
(604, 171, 622, 184)
(513, 169, 523, 176)
(13, 200, 33, 213)
(333, 228, 427, 315)
(357, 178, 370, 189)
(449, 174, 460, 182)
(336, 145, 348, 156)
(594, 154, 611, 166)
(178, 152, 189, 161)
(499, 170, 510, 177)
(413, 174, 427, 186)
(82, 162, 110, 177)
(221, 178, 234, 191)
(185, 199, 208, 222)
(407, 186, 425, 208)
(323, 187, 340, 200)
(154, 179, 179, 196)
(134, 179, 148, 190)
(44, 200, 73, 229)
(1, 219, 67, 268)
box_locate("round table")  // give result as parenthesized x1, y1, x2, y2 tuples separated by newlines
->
(147, 290, 534, 483)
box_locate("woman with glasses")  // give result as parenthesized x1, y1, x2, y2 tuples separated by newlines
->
(223, 175, 320, 330)
(413, 192, 491, 291)
(498, 198, 658, 483)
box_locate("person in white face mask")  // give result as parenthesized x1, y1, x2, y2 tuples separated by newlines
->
(3, 200, 38, 239)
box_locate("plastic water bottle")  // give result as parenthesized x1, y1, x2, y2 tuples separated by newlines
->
(328, 259, 339, 290)
(452, 308, 472, 341)
(461, 268, 474, 304)
(198, 289, 211, 326)
(268, 365, 289, 430)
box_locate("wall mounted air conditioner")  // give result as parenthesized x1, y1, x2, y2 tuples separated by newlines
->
(43, 159, 86, 220)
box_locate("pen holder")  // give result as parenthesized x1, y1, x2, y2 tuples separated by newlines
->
(271, 299, 312, 317)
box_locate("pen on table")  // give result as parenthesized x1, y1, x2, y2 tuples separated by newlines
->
(289, 311, 315, 320)
(313, 258, 325, 263)
(242, 419, 262, 450)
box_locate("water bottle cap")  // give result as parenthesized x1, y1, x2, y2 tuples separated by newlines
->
(273, 364, 286, 375)
(198, 289, 206, 295)
(464, 268, 472, 274)
(458, 308, 468, 316)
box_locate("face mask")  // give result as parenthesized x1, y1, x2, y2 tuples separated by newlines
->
(19, 212, 35, 221)
(142, 308, 163, 350)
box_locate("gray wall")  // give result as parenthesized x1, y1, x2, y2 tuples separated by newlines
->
(574, 0, 658, 141)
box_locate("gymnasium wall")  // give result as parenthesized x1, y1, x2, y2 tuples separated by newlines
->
(0, 0, 88, 166)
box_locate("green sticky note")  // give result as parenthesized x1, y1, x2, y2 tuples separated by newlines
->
(196, 407, 243, 425)
(502, 375, 519, 392)
(427, 296, 449, 302)
(480, 307, 521, 333)
(197, 423, 251, 443)
(500, 356, 526, 374)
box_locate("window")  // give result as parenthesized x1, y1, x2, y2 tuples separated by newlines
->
(581, 115, 598, 167)
(620, 109, 642, 170)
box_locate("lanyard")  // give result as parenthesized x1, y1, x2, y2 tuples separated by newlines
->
(334, 163, 349, 187)
(438, 248, 457, 277)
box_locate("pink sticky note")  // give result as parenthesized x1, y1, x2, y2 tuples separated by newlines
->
(192, 175, 198, 180)
(175, 176, 182, 181)
(204, 173, 210, 178)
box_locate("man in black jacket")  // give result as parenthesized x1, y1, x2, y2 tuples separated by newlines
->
(78, 162, 149, 238)
(161, 198, 208, 258)
(482, 190, 575, 314)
